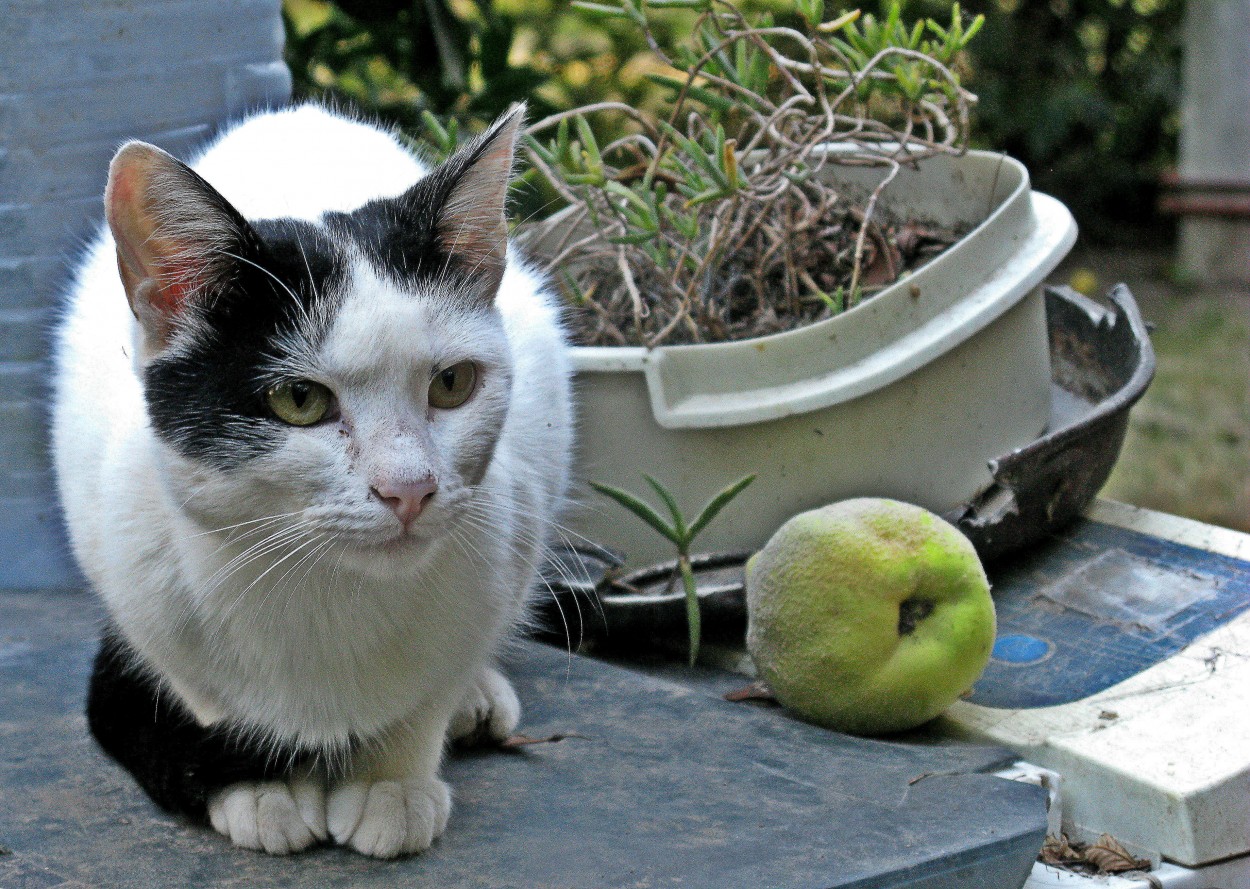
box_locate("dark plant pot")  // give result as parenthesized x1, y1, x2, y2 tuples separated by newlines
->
(535, 284, 1156, 653)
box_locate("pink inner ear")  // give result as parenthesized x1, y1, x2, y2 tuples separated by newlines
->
(106, 169, 150, 275)
(437, 109, 521, 272)
(155, 260, 200, 316)
(107, 144, 211, 324)
(113, 222, 202, 320)
(109, 167, 138, 207)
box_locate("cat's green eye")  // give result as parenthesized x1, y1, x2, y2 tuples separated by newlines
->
(428, 361, 477, 409)
(266, 380, 333, 426)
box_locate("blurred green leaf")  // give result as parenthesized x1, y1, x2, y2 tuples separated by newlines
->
(589, 481, 680, 545)
(687, 474, 755, 541)
(644, 474, 689, 539)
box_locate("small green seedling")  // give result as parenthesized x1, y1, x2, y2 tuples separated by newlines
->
(591, 474, 755, 665)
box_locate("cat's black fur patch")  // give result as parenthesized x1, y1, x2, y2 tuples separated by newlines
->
(86, 624, 323, 821)
(326, 146, 487, 293)
(144, 218, 348, 470)
(325, 191, 447, 291)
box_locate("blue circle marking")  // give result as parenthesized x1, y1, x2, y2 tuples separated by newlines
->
(992, 634, 1052, 665)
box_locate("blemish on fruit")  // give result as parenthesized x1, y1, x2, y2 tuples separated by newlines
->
(898, 598, 935, 635)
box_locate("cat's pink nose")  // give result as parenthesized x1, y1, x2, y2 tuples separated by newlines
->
(371, 478, 438, 529)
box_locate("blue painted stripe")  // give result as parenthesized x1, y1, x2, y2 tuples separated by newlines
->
(970, 521, 1250, 708)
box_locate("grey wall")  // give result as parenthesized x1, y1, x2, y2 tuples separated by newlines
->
(1, 0, 292, 588)
(1176, 0, 1250, 284)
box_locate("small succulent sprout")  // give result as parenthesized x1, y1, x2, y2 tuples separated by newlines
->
(591, 474, 755, 666)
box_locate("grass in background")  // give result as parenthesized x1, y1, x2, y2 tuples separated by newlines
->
(1071, 252, 1250, 533)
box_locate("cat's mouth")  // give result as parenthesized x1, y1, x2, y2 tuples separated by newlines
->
(307, 510, 438, 553)
(349, 526, 434, 554)
(373, 534, 423, 554)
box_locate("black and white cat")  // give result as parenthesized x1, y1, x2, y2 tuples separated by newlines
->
(50, 104, 572, 857)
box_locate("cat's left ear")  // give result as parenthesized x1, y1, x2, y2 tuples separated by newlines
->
(105, 141, 257, 350)
(418, 104, 526, 299)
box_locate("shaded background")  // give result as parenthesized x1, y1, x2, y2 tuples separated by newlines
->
(282, 0, 1184, 245)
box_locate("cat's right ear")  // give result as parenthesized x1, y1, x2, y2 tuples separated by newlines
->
(105, 142, 253, 350)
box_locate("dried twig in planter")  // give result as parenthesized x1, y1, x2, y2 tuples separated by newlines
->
(520, 0, 982, 347)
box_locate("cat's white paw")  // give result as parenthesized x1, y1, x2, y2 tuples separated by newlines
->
(326, 776, 451, 858)
(207, 777, 326, 855)
(448, 667, 521, 745)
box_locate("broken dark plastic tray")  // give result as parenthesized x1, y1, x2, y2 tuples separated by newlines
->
(948, 283, 1155, 561)
(535, 284, 1156, 652)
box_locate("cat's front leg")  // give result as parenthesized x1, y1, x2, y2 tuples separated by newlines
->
(207, 771, 327, 855)
(86, 629, 328, 855)
(448, 665, 521, 746)
(326, 712, 453, 858)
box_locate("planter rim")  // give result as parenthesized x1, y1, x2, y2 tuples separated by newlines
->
(563, 149, 1077, 429)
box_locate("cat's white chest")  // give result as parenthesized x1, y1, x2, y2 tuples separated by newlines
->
(163, 520, 511, 745)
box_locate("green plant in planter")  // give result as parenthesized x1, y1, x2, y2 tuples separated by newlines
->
(521, 0, 983, 347)
(591, 474, 755, 665)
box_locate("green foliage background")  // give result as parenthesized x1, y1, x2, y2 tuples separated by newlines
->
(951, 0, 1182, 245)
(283, 0, 1182, 244)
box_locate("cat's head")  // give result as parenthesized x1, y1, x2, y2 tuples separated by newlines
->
(104, 106, 527, 564)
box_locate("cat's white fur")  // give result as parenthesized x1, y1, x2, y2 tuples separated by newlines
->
(52, 106, 572, 856)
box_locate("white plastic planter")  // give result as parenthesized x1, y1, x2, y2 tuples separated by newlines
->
(558, 150, 1078, 567)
